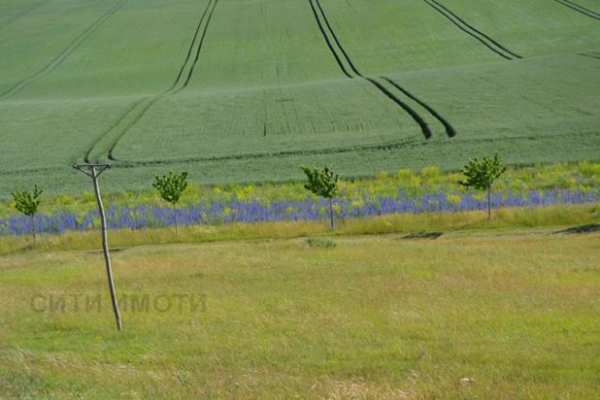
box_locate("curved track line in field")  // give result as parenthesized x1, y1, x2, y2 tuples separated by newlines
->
(0, 0, 127, 100)
(107, 97, 160, 160)
(554, 0, 600, 20)
(428, 0, 522, 59)
(83, 96, 150, 162)
(308, 0, 353, 79)
(111, 0, 452, 166)
(109, 0, 451, 166)
(309, 0, 454, 139)
(4, 130, 600, 176)
(83, 0, 218, 162)
(0, 165, 65, 176)
(91, 130, 600, 170)
(307, 0, 352, 78)
(364, 77, 432, 139)
(382, 77, 457, 138)
(0, 0, 48, 34)
(426, 0, 522, 59)
(309, 0, 432, 138)
(178, 0, 219, 90)
(579, 52, 600, 60)
(105, 0, 219, 162)
(6, 138, 419, 175)
(168, 0, 214, 92)
(423, 0, 522, 60)
(106, 137, 423, 168)
(313, 0, 361, 77)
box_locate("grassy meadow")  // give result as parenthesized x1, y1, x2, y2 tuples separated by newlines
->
(1, 226, 600, 398)
(1, 0, 599, 194)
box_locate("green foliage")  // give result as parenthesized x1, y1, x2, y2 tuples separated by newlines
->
(301, 166, 339, 199)
(461, 154, 507, 219)
(152, 172, 189, 206)
(11, 185, 43, 217)
(306, 237, 337, 248)
(302, 166, 340, 229)
(460, 154, 507, 191)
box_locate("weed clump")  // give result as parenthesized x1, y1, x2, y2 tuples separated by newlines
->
(306, 237, 336, 248)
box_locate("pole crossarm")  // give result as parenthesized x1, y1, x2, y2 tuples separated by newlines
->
(72, 163, 111, 178)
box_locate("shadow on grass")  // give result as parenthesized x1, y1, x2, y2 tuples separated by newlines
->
(5, 243, 36, 254)
(556, 224, 600, 235)
(306, 237, 337, 248)
(402, 231, 443, 240)
(85, 247, 128, 255)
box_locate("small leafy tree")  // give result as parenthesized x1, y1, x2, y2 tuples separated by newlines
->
(302, 166, 339, 230)
(12, 185, 43, 244)
(153, 171, 188, 232)
(460, 154, 507, 220)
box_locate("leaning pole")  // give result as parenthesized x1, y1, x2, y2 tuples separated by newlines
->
(73, 163, 122, 331)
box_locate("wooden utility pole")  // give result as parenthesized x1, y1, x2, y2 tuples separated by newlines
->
(73, 163, 122, 331)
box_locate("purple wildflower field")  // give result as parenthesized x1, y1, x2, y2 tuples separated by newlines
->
(2, 189, 599, 236)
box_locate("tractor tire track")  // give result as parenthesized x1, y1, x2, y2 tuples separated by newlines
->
(430, 0, 522, 59)
(307, 0, 352, 78)
(0, 0, 127, 100)
(0, 0, 48, 35)
(115, 0, 450, 166)
(313, 0, 361, 77)
(98, 130, 600, 170)
(84, 0, 218, 162)
(579, 52, 600, 60)
(83, 96, 150, 162)
(168, 0, 214, 92)
(309, 0, 432, 138)
(554, 0, 600, 20)
(104, 0, 218, 162)
(2, 137, 418, 176)
(4, 130, 600, 176)
(423, 0, 522, 60)
(316, 0, 457, 138)
(107, 97, 161, 160)
(108, 137, 422, 168)
(364, 77, 432, 139)
(309, 0, 459, 139)
(0, 165, 65, 177)
(178, 0, 219, 91)
(382, 77, 457, 138)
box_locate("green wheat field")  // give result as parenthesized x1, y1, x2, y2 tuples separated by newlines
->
(1, 0, 600, 194)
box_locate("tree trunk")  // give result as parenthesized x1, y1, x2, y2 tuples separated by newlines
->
(31, 214, 36, 246)
(329, 198, 335, 230)
(92, 167, 123, 331)
(487, 186, 492, 221)
(174, 209, 178, 235)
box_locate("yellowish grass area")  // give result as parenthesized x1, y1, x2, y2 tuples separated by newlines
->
(0, 221, 599, 398)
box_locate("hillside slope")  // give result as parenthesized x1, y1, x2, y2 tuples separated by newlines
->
(0, 0, 599, 194)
